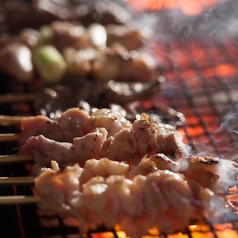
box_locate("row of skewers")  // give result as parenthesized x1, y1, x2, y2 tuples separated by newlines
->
(0, 1, 238, 237)
(0, 104, 238, 237)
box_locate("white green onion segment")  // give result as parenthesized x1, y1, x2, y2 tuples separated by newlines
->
(33, 45, 67, 84)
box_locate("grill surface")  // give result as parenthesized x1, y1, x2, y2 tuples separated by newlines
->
(155, 37, 238, 157)
(1, 1, 238, 237)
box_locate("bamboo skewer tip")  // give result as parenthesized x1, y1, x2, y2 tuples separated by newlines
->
(0, 195, 40, 205)
(0, 154, 33, 163)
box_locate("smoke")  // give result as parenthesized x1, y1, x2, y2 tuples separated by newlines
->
(137, 0, 238, 43)
(221, 105, 238, 135)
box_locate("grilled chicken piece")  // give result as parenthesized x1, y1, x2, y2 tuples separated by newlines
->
(73, 128, 108, 163)
(19, 115, 64, 147)
(2, 0, 131, 31)
(19, 107, 90, 146)
(19, 113, 190, 167)
(91, 44, 157, 83)
(150, 154, 238, 192)
(130, 157, 158, 177)
(79, 158, 129, 186)
(106, 24, 150, 51)
(101, 113, 190, 162)
(35, 160, 235, 237)
(20, 128, 108, 167)
(19, 107, 130, 146)
(56, 107, 90, 141)
(182, 156, 238, 191)
(34, 163, 83, 217)
(101, 128, 139, 163)
(85, 108, 131, 137)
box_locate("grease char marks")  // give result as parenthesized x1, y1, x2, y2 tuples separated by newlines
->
(150, 153, 179, 171)
(101, 128, 138, 163)
(73, 128, 108, 162)
(132, 113, 158, 156)
(132, 113, 190, 160)
(18, 112, 191, 167)
(155, 124, 190, 159)
(19, 128, 109, 167)
(183, 156, 238, 190)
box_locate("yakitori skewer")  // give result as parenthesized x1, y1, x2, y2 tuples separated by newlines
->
(0, 133, 20, 142)
(0, 93, 37, 104)
(0, 195, 40, 205)
(0, 115, 27, 125)
(0, 176, 35, 185)
(0, 154, 33, 163)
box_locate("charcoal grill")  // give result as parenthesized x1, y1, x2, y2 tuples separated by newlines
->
(1, 0, 238, 237)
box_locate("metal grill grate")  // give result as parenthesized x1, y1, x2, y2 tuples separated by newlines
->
(152, 37, 238, 158)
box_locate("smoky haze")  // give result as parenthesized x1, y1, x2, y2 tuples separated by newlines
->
(144, 0, 238, 43)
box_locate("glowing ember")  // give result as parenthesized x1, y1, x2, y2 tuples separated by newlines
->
(128, 0, 218, 15)
(89, 224, 238, 238)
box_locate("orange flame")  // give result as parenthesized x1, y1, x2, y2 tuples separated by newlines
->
(90, 224, 238, 237)
(128, 0, 219, 15)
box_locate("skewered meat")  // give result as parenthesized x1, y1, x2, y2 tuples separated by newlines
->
(91, 44, 157, 83)
(180, 156, 238, 191)
(32, 76, 164, 119)
(19, 112, 190, 167)
(1, 17, 156, 83)
(33, 154, 238, 195)
(47, 21, 90, 51)
(18, 107, 131, 146)
(105, 24, 151, 51)
(1, 25, 158, 85)
(79, 158, 129, 186)
(2, 0, 131, 32)
(34, 158, 236, 237)
(1, 18, 162, 118)
(145, 154, 238, 192)
(85, 108, 132, 137)
(76, 1, 132, 26)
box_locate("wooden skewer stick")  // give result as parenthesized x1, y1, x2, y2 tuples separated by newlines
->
(0, 133, 20, 142)
(0, 93, 37, 104)
(0, 155, 33, 163)
(0, 115, 27, 126)
(0, 195, 40, 205)
(0, 177, 35, 185)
